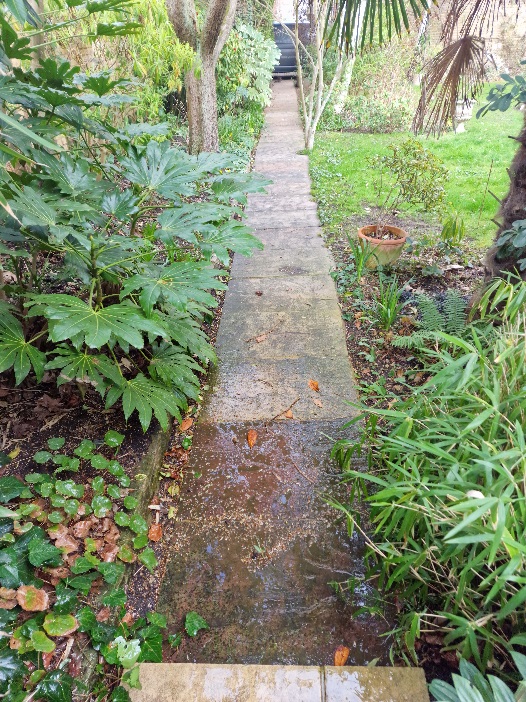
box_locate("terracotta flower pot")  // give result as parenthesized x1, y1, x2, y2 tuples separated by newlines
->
(357, 224, 407, 269)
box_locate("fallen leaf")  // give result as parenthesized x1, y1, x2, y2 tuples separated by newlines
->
(96, 607, 111, 623)
(395, 368, 405, 378)
(312, 398, 323, 408)
(0, 598, 17, 610)
(42, 651, 54, 669)
(71, 518, 95, 539)
(255, 334, 268, 343)
(99, 543, 119, 563)
(55, 534, 79, 555)
(17, 585, 49, 611)
(413, 372, 424, 384)
(0, 587, 16, 600)
(44, 567, 70, 585)
(247, 429, 258, 448)
(180, 417, 193, 432)
(121, 611, 134, 626)
(47, 524, 69, 541)
(308, 379, 320, 392)
(334, 644, 350, 667)
(148, 523, 162, 542)
(284, 410, 294, 419)
(255, 291, 263, 296)
(103, 521, 120, 545)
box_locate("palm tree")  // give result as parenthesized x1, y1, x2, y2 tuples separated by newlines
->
(326, 0, 526, 278)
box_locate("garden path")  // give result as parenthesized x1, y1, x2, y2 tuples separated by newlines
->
(138, 81, 429, 701)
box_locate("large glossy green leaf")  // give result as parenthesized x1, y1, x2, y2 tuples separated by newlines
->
(105, 373, 181, 431)
(0, 307, 46, 384)
(120, 263, 224, 315)
(210, 172, 271, 204)
(28, 296, 167, 349)
(46, 345, 123, 391)
(156, 202, 233, 245)
(199, 220, 263, 264)
(148, 343, 201, 399)
(121, 141, 201, 199)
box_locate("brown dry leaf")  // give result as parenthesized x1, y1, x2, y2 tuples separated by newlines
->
(71, 519, 94, 539)
(103, 521, 120, 545)
(413, 372, 424, 384)
(121, 611, 134, 626)
(354, 320, 361, 329)
(334, 644, 350, 667)
(180, 417, 193, 432)
(100, 543, 119, 563)
(148, 523, 162, 542)
(17, 585, 49, 611)
(0, 598, 17, 610)
(308, 379, 320, 392)
(42, 652, 55, 669)
(255, 333, 268, 343)
(395, 368, 405, 379)
(284, 410, 294, 419)
(55, 534, 79, 555)
(48, 524, 69, 541)
(247, 429, 258, 448)
(96, 607, 112, 623)
(0, 587, 16, 600)
(44, 567, 71, 585)
(10, 636, 22, 649)
(312, 398, 323, 408)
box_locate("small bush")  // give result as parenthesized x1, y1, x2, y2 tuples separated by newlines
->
(333, 279, 526, 672)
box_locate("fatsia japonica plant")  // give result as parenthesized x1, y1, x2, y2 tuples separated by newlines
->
(0, 0, 268, 431)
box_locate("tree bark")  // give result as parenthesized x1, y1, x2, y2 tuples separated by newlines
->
(485, 114, 526, 279)
(166, 0, 237, 154)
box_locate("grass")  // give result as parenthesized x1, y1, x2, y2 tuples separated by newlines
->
(309, 95, 523, 249)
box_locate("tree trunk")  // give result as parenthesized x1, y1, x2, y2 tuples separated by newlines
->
(485, 114, 526, 279)
(166, 0, 237, 154)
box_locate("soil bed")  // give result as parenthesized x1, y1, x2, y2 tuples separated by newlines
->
(323, 211, 485, 684)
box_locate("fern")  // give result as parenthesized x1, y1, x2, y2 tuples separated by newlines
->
(417, 294, 444, 331)
(443, 290, 467, 335)
(392, 292, 467, 350)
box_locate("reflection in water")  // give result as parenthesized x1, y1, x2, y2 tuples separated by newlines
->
(157, 420, 391, 665)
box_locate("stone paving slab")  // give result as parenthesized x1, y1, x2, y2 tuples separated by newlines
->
(231, 243, 330, 277)
(225, 273, 337, 301)
(247, 196, 317, 212)
(201, 356, 357, 422)
(246, 209, 320, 230)
(131, 664, 429, 701)
(249, 227, 322, 248)
(214, 299, 348, 362)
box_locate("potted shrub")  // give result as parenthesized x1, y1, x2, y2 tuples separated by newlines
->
(358, 138, 449, 268)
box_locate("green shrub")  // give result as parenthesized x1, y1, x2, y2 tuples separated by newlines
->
(0, 1, 268, 432)
(216, 22, 279, 115)
(332, 279, 526, 672)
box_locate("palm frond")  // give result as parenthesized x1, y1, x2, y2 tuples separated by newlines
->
(441, 0, 521, 43)
(326, 0, 429, 52)
(413, 36, 486, 134)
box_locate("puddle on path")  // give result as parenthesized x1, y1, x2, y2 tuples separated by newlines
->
(158, 420, 390, 665)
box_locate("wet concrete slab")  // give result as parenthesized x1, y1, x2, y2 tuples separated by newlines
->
(231, 244, 331, 277)
(246, 210, 321, 230)
(225, 274, 338, 302)
(130, 664, 429, 702)
(200, 358, 358, 422)
(157, 422, 387, 665)
(214, 298, 348, 362)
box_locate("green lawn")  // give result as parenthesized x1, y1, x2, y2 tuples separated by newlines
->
(309, 100, 523, 249)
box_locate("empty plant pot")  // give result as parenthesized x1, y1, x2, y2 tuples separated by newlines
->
(358, 225, 407, 269)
